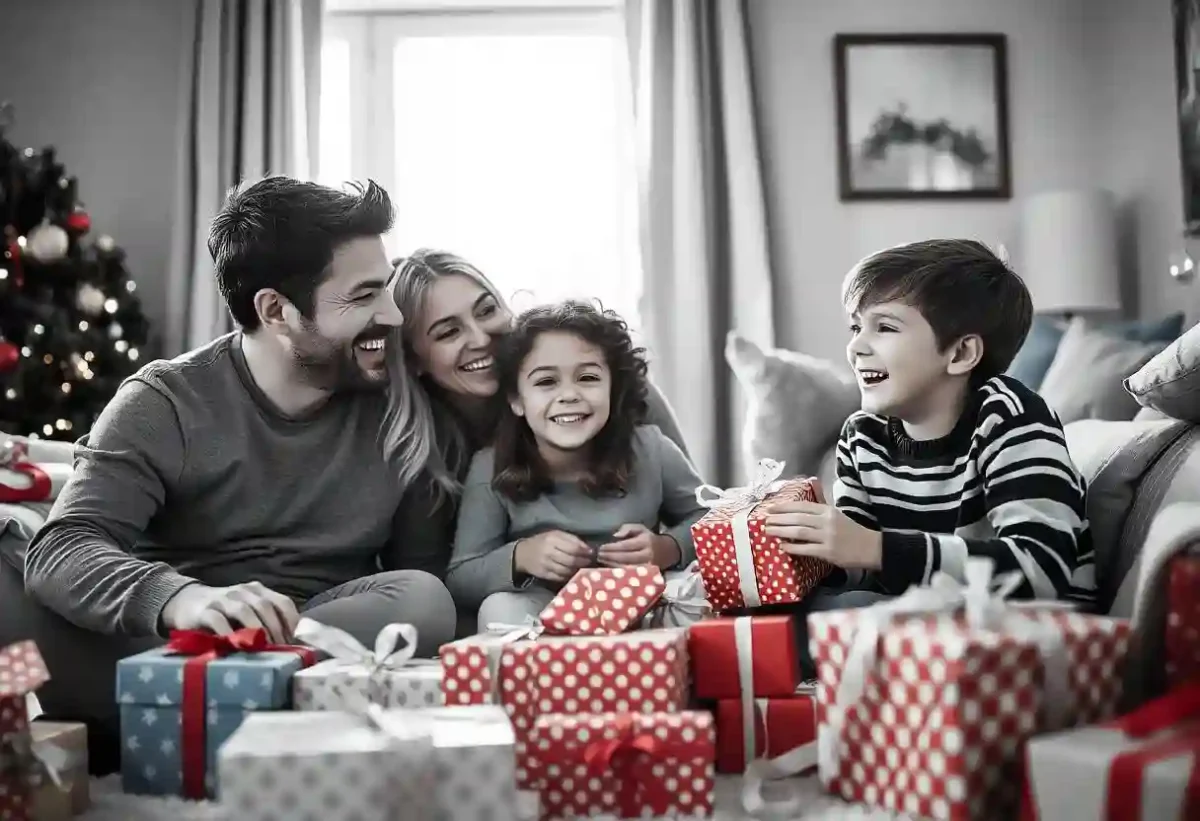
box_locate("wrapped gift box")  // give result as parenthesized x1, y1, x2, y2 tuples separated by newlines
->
(424, 705, 519, 821)
(293, 658, 442, 711)
(1165, 552, 1200, 689)
(641, 562, 712, 630)
(1, 641, 51, 821)
(689, 614, 801, 701)
(441, 628, 691, 788)
(29, 722, 90, 820)
(529, 712, 716, 820)
(714, 693, 816, 774)
(117, 630, 314, 799)
(1022, 684, 1200, 820)
(691, 462, 831, 612)
(537, 566, 666, 635)
(217, 709, 433, 820)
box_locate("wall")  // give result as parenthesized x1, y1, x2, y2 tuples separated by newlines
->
(746, 0, 1184, 364)
(0, 0, 191, 354)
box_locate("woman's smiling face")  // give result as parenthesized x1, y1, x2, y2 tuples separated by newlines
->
(409, 273, 513, 398)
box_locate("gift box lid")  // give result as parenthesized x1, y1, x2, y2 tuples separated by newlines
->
(423, 705, 514, 748)
(115, 647, 304, 708)
(0, 640, 49, 697)
(219, 710, 428, 759)
(532, 711, 714, 758)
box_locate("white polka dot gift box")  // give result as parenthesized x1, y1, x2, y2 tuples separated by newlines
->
(692, 459, 831, 613)
(1020, 681, 1200, 821)
(217, 707, 434, 821)
(291, 619, 443, 712)
(536, 566, 667, 636)
(807, 559, 1131, 821)
(528, 711, 715, 819)
(1165, 553, 1200, 690)
(440, 628, 690, 790)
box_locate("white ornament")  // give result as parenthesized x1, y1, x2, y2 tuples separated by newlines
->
(26, 221, 69, 262)
(76, 283, 107, 316)
(108, 322, 124, 340)
(96, 234, 116, 253)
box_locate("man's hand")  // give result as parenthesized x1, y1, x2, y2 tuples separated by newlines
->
(764, 500, 883, 570)
(597, 523, 680, 569)
(514, 530, 593, 582)
(160, 581, 300, 643)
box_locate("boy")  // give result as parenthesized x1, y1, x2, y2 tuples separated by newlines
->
(765, 239, 1095, 606)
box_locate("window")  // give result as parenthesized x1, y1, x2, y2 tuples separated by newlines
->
(319, 1, 643, 330)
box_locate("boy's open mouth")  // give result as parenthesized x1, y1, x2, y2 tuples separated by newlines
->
(859, 369, 888, 386)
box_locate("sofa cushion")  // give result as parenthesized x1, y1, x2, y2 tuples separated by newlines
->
(1124, 319, 1200, 423)
(1040, 318, 1168, 423)
(725, 332, 859, 480)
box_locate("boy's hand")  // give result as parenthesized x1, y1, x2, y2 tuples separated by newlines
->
(598, 523, 680, 569)
(764, 500, 883, 569)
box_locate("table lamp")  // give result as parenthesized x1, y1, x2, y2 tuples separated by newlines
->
(1019, 189, 1122, 317)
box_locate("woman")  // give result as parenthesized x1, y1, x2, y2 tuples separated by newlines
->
(381, 250, 693, 624)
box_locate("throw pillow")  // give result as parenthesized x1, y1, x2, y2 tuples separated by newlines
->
(1039, 318, 1168, 423)
(1124, 319, 1200, 423)
(725, 332, 859, 479)
(1006, 313, 1185, 391)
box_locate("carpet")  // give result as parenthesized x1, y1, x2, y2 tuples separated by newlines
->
(83, 774, 905, 820)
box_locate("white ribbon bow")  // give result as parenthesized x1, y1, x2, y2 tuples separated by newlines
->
(814, 557, 1068, 781)
(694, 459, 787, 609)
(294, 618, 429, 707)
(644, 563, 711, 629)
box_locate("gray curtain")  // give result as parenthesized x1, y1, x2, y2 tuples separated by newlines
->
(624, 0, 777, 486)
(166, 0, 323, 356)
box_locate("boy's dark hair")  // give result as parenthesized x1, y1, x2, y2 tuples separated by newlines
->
(208, 177, 394, 331)
(842, 239, 1033, 382)
(492, 301, 649, 503)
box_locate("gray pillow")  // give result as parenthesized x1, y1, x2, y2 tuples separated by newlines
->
(1039, 318, 1165, 423)
(725, 332, 859, 480)
(1124, 319, 1200, 422)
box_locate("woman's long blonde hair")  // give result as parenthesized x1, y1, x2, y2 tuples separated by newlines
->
(382, 249, 509, 502)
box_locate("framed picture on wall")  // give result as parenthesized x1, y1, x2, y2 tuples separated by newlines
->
(833, 33, 1012, 201)
(1174, 0, 1200, 234)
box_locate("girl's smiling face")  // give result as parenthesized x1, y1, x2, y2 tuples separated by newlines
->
(509, 330, 612, 458)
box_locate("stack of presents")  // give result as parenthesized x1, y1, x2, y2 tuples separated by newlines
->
(3, 460, 1200, 819)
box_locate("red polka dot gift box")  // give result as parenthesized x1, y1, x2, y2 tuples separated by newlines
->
(528, 711, 716, 820)
(691, 459, 831, 612)
(536, 566, 667, 636)
(439, 628, 690, 789)
(0, 640, 65, 821)
(1165, 552, 1200, 690)
(807, 559, 1132, 821)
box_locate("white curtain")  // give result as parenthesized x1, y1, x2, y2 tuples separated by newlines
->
(624, 0, 777, 485)
(166, 0, 323, 356)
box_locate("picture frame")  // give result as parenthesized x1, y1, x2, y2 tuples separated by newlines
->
(833, 33, 1012, 201)
(1173, 0, 1200, 235)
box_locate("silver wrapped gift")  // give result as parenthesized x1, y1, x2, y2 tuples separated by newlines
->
(424, 705, 521, 821)
(217, 708, 434, 821)
(292, 618, 443, 711)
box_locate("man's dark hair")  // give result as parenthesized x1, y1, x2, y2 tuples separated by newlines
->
(208, 177, 394, 331)
(842, 239, 1033, 383)
(492, 301, 649, 503)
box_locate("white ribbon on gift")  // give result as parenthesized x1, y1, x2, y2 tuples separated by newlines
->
(293, 618, 433, 707)
(813, 557, 1071, 782)
(644, 562, 712, 629)
(695, 459, 788, 608)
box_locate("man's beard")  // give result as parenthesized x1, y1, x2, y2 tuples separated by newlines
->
(290, 320, 388, 393)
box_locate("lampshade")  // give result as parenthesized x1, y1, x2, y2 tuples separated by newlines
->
(1019, 189, 1122, 313)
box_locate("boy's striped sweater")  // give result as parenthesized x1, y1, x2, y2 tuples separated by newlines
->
(832, 374, 1096, 606)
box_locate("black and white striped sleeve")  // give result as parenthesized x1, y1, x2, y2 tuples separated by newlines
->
(832, 414, 877, 529)
(878, 389, 1089, 601)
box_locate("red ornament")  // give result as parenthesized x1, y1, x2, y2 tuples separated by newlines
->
(66, 209, 91, 234)
(0, 340, 18, 373)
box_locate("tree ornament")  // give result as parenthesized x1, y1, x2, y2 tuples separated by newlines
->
(96, 234, 115, 253)
(76, 282, 106, 316)
(0, 339, 19, 372)
(108, 321, 123, 340)
(26, 220, 68, 262)
(66, 206, 90, 234)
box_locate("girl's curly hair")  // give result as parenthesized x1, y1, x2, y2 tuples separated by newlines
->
(492, 300, 649, 502)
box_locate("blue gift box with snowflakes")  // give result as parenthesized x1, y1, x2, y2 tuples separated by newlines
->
(116, 631, 312, 799)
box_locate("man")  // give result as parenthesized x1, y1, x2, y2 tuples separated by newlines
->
(0, 177, 456, 773)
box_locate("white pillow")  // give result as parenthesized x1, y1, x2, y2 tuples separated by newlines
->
(725, 332, 859, 480)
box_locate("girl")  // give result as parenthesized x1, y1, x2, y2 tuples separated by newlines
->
(445, 301, 707, 629)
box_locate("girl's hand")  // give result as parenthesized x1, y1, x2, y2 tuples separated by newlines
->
(514, 530, 593, 582)
(598, 523, 680, 569)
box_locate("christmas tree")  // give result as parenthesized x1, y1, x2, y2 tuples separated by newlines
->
(0, 103, 150, 441)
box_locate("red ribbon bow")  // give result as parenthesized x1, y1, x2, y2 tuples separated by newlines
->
(1104, 681, 1200, 821)
(582, 715, 668, 817)
(165, 628, 316, 799)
